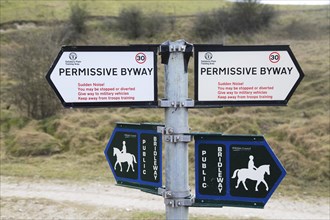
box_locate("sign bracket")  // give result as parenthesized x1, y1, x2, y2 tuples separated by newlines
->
(162, 189, 192, 199)
(164, 134, 192, 143)
(159, 187, 194, 207)
(158, 125, 193, 143)
(158, 98, 195, 108)
(164, 197, 195, 208)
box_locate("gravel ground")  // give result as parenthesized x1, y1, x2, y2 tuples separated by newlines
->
(1, 176, 329, 219)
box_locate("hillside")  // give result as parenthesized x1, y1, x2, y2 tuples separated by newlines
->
(0, 0, 329, 205)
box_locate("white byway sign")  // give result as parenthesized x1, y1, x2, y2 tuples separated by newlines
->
(46, 46, 158, 107)
(194, 45, 304, 106)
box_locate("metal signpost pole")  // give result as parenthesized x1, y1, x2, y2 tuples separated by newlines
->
(160, 40, 192, 220)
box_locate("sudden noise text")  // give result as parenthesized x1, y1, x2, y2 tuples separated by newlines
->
(59, 67, 153, 76)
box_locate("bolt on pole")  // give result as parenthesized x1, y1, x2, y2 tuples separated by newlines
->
(160, 39, 193, 220)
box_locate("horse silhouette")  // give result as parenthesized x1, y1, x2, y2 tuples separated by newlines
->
(113, 147, 137, 172)
(232, 164, 270, 191)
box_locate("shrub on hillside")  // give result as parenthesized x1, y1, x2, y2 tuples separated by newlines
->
(69, 3, 89, 34)
(144, 13, 166, 38)
(63, 3, 89, 42)
(230, 0, 275, 34)
(4, 31, 63, 120)
(193, 8, 231, 40)
(116, 7, 144, 39)
(0, 109, 29, 133)
(115, 7, 167, 39)
(192, 0, 276, 39)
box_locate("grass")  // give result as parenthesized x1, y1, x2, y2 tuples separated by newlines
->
(0, 0, 228, 23)
(0, 153, 112, 182)
(0, 0, 329, 209)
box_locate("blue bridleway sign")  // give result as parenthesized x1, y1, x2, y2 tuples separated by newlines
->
(194, 134, 286, 208)
(104, 123, 163, 193)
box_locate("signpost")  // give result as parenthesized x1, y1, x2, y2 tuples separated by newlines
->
(194, 45, 304, 106)
(194, 134, 286, 208)
(46, 45, 158, 108)
(104, 123, 163, 193)
(46, 40, 304, 220)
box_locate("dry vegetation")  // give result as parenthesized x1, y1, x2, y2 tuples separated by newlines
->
(0, 1, 329, 199)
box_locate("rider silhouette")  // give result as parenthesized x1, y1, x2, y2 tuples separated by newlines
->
(121, 141, 127, 154)
(248, 155, 257, 170)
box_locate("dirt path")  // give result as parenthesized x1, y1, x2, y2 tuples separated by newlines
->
(1, 176, 329, 219)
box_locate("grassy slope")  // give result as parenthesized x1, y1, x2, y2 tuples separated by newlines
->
(0, 0, 329, 200)
(0, 0, 227, 23)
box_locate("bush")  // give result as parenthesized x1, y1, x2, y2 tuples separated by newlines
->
(4, 30, 63, 120)
(115, 7, 167, 39)
(192, 0, 276, 39)
(69, 3, 89, 34)
(193, 8, 231, 39)
(144, 13, 166, 38)
(0, 109, 29, 133)
(230, 0, 275, 34)
(117, 7, 144, 39)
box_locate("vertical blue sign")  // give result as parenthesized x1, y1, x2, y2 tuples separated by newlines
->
(194, 134, 286, 208)
(105, 123, 163, 193)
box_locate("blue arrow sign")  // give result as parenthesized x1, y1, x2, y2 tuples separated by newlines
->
(104, 123, 163, 193)
(194, 134, 286, 208)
